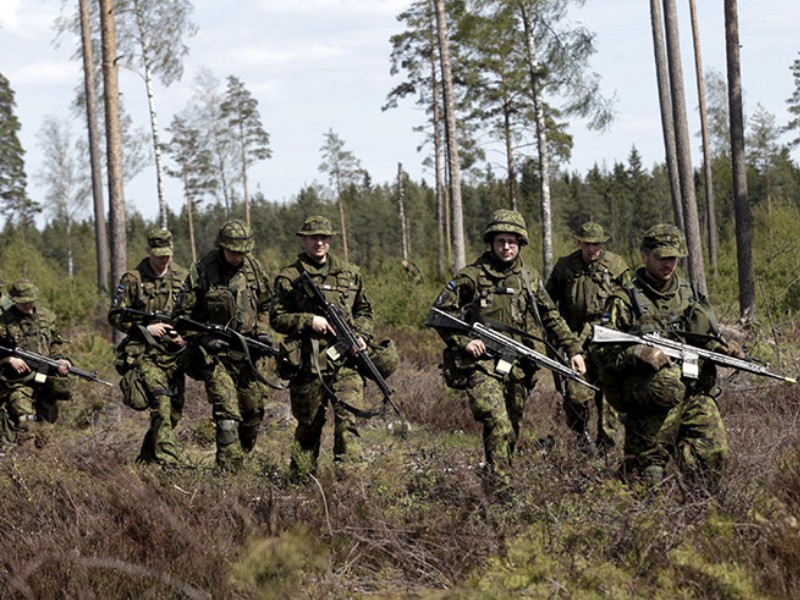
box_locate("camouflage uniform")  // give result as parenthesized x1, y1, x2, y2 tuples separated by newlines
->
(593, 224, 731, 487)
(432, 210, 581, 485)
(271, 216, 374, 480)
(545, 222, 630, 451)
(108, 229, 188, 465)
(175, 220, 273, 470)
(0, 279, 71, 439)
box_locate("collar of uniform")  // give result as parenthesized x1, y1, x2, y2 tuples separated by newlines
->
(299, 252, 339, 276)
(481, 251, 521, 278)
(138, 258, 167, 279)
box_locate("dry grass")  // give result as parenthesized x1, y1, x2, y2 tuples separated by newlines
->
(0, 326, 798, 598)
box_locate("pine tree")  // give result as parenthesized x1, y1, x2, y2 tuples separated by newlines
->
(0, 73, 39, 224)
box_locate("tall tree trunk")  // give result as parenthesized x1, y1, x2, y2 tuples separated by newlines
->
(724, 0, 756, 320)
(520, 4, 554, 278)
(662, 0, 707, 297)
(502, 90, 517, 210)
(434, 0, 466, 271)
(79, 0, 109, 294)
(132, 0, 167, 229)
(649, 0, 683, 230)
(428, 1, 448, 276)
(335, 172, 349, 263)
(689, 0, 718, 277)
(397, 163, 409, 261)
(182, 168, 197, 263)
(238, 121, 251, 226)
(100, 0, 127, 344)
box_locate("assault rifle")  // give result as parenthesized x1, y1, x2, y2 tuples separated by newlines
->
(591, 324, 797, 384)
(426, 308, 598, 391)
(119, 308, 278, 359)
(294, 271, 405, 420)
(0, 345, 113, 387)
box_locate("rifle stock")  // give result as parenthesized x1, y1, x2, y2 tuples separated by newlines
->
(295, 271, 405, 421)
(426, 308, 598, 391)
(591, 324, 797, 384)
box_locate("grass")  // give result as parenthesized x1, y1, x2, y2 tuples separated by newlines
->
(0, 324, 798, 598)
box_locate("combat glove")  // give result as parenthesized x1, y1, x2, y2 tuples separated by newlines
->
(632, 345, 672, 371)
(719, 339, 745, 359)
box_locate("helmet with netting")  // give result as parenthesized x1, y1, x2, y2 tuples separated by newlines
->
(482, 209, 529, 246)
(217, 220, 254, 253)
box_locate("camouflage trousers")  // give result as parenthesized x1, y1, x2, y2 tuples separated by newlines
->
(465, 368, 533, 483)
(204, 357, 270, 470)
(288, 366, 365, 480)
(622, 392, 730, 485)
(136, 356, 185, 466)
(1, 377, 71, 443)
(562, 377, 620, 450)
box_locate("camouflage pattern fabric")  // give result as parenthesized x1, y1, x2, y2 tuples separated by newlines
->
(271, 252, 373, 478)
(109, 258, 188, 465)
(546, 247, 631, 449)
(175, 249, 273, 470)
(0, 303, 72, 438)
(432, 251, 579, 483)
(594, 267, 731, 485)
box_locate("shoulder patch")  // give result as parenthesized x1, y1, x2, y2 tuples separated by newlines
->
(434, 287, 452, 306)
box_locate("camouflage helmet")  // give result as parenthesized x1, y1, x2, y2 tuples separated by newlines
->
(296, 215, 336, 237)
(641, 223, 687, 258)
(482, 209, 529, 246)
(9, 278, 38, 303)
(573, 221, 610, 243)
(217, 220, 254, 253)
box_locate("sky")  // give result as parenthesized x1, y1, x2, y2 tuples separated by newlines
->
(1, 0, 799, 223)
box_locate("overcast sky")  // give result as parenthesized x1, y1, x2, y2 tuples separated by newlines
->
(2, 0, 799, 223)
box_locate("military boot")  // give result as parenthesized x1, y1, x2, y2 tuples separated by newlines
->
(215, 419, 245, 471)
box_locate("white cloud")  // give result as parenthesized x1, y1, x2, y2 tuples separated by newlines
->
(0, 0, 20, 30)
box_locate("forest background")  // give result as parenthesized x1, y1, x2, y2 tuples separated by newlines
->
(1, 0, 800, 597)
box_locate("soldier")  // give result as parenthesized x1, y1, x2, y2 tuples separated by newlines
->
(545, 221, 631, 453)
(108, 229, 188, 465)
(430, 209, 585, 496)
(271, 216, 374, 481)
(175, 220, 273, 471)
(593, 224, 744, 488)
(0, 279, 72, 441)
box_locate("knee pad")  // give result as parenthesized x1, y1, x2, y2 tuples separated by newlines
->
(216, 419, 239, 446)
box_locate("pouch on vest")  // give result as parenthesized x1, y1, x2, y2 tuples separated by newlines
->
(276, 337, 303, 380)
(119, 369, 149, 411)
(113, 338, 144, 376)
(203, 286, 237, 325)
(368, 338, 399, 379)
(441, 346, 473, 390)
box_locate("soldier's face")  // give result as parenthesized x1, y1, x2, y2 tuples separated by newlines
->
(223, 248, 247, 267)
(578, 241, 603, 263)
(15, 302, 34, 315)
(641, 249, 678, 282)
(492, 234, 520, 263)
(303, 235, 331, 263)
(147, 248, 172, 274)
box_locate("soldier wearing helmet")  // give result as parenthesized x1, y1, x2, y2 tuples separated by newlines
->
(430, 209, 586, 500)
(593, 223, 744, 489)
(270, 215, 376, 481)
(108, 228, 189, 466)
(0, 279, 72, 442)
(545, 221, 630, 454)
(174, 220, 274, 471)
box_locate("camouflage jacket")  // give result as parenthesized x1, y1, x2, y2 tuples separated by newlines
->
(271, 252, 373, 373)
(545, 248, 630, 337)
(176, 249, 271, 337)
(0, 305, 69, 363)
(432, 252, 581, 358)
(108, 258, 188, 353)
(594, 268, 725, 388)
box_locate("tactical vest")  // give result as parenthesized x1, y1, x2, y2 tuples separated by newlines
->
(461, 257, 540, 341)
(624, 277, 696, 338)
(196, 252, 267, 334)
(556, 252, 627, 329)
(128, 261, 186, 314)
(281, 259, 361, 326)
(0, 308, 57, 356)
